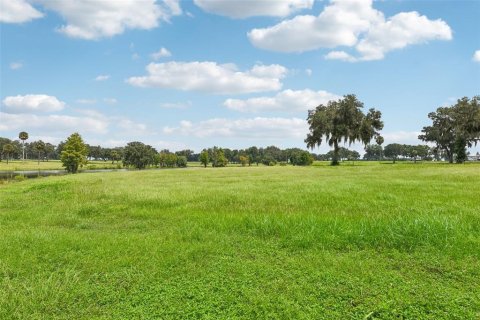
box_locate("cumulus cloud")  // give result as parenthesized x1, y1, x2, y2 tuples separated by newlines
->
(2, 94, 65, 113)
(0, 0, 43, 23)
(0, 112, 108, 134)
(324, 51, 357, 62)
(473, 50, 480, 62)
(127, 61, 287, 94)
(224, 89, 340, 113)
(151, 47, 172, 60)
(95, 74, 110, 81)
(163, 117, 307, 139)
(248, 0, 452, 61)
(355, 11, 453, 61)
(194, 0, 313, 19)
(37, 0, 182, 40)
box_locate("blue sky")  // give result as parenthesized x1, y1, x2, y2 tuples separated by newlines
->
(1, 0, 479, 153)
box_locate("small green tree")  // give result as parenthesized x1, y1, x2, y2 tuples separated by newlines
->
(239, 155, 248, 166)
(211, 147, 227, 167)
(176, 156, 187, 168)
(384, 143, 404, 163)
(199, 150, 209, 168)
(60, 133, 88, 173)
(2, 143, 14, 164)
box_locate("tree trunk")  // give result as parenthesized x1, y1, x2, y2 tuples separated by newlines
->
(447, 150, 453, 163)
(331, 141, 340, 166)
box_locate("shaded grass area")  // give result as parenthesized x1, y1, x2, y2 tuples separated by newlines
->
(0, 164, 479, 319)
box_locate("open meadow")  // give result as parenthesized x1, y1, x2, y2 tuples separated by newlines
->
(0, 163, 479, 319)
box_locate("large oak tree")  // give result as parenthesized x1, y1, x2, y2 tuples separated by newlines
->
(305, 94, 384, 165)
(419, 96, 480, 163)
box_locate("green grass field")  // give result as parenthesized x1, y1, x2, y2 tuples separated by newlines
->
(0, 160, 123, 171)
(1, 163, 479, 319)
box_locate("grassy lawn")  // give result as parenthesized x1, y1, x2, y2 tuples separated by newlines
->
(0, 163, 479, 319)
(0, 160, 121, 171)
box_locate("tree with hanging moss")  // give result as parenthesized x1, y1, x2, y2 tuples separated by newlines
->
(60, 133, 88, 173)
(419, 96, 480, 163)
(305, 94, 384, 165)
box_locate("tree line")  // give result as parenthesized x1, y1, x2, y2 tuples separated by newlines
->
(1, 95, 478, 169)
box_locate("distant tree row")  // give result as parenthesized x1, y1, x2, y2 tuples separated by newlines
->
(2, 95, 478, 168)
(363, 143, 435, 162)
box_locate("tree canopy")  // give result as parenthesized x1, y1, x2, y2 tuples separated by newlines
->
(419, 96, 480, 163)
(305, 94, 384, 165)
(60, 133, 88, 173)
(123, 141, 157, 169)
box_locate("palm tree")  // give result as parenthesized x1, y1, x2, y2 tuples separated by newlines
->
(33, 140, 46, 164)
(18, 131, 29, 161)
(2, 144, 14, 164)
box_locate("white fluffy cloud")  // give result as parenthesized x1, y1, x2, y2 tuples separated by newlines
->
(194, 0, 313, 18)
(248, 0, 452, 61)
(127, 61, 287, 94)
(355, 11, 453, 61)
(224, 89, 340, 113)
(324, 51, 357, 62)
(2, 94, 65, 113)
(163, 117, 307, 139)
(473, 50, 480, 62)
(0, 112, 108, 134)
(151, 47, 172, 60)
(38, 0, 182, 40)
(0, 0, 43, 23)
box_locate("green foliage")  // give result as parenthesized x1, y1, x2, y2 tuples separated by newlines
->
(289, 150, 314, 166)
(210, 147, 228, 167)
(18, 131, 29, 141)
(419, 96, 480, 163)
(60, 133, 88, 173)
(363, 144, 383, 160)
(306, 94, 383, 165)
(199, 150, 209, 168)
(384, 143, 404, 163)
(454, 137, 467, 163)
(123, 141, 157, 169)
(13, 174, 27, 182)
(239, 155, 248, 166)
(33, 140, 46, 164)
(2, 143, 15, 164)
(176, 156, 187, 168)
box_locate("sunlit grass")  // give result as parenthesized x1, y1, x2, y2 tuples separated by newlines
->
(0, 160, 123, 171)
(0, 163, 479, 318)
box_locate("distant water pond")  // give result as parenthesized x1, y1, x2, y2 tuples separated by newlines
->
(0, 168, 129, 180)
